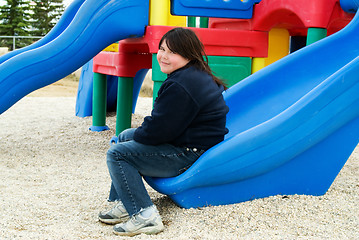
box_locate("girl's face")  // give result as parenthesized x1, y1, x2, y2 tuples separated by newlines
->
(157, 40, 190, 74)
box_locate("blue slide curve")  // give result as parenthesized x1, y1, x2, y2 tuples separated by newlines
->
(145, 9, 359, 208)
(0, 0, 148, 114)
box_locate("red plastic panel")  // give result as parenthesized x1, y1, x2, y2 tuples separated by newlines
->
(93, 51, 152, 77)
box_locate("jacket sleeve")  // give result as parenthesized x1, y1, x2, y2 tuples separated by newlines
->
(133, 81, 199, 145)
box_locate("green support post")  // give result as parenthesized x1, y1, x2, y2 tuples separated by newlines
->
(116, 77, 133, 135)
(199, 17, 209, 28)
(306, 28, 327, 45)
(187, 16, 196, 27)
(187, 17, 209, 28)
(90, 72, 109, 131)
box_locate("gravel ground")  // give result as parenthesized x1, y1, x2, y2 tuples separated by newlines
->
(0, 97, 358, 239)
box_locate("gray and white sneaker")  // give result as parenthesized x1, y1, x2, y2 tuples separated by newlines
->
(113, 205, 164, 236)
(98, 201, 129, 224)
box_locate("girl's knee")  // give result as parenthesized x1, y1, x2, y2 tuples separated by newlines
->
(107, 142, 131, 162)
(107, 144, 122, 160)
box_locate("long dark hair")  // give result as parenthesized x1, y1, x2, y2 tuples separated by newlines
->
(159, 27, 228, 90)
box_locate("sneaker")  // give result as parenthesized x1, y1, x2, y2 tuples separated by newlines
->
(98, 201, 129, 224)
(113, 205, 165, 236)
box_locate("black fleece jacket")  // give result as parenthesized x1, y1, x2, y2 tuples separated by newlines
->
(133, 65, 229, 150)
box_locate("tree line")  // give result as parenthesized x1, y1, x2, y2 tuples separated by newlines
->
(0, 0, 64, 50)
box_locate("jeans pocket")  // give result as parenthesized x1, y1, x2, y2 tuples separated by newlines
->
(177, 148, 206, 175)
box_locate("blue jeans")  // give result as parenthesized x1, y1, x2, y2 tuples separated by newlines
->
(106, 128, 203, 216)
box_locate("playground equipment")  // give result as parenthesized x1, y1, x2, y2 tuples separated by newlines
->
(0, 0, 358, 209)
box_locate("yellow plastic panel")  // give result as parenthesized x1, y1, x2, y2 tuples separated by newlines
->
(150, 0, 186, 26)
(252, 57, 266, 73)
(264, 28, 290, 66)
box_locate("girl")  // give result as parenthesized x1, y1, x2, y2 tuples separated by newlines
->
(99, 27, 229, 236)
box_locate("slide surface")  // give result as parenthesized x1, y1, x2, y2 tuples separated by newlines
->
(0, 0, 148, 114)
(145, 11, 359, 208)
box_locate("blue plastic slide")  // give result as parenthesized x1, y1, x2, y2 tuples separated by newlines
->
(0, 0, 148, 115)
(145, 9, 359, 208)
